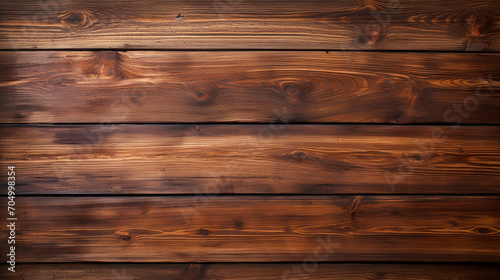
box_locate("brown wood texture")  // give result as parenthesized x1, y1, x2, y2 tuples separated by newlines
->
(1, 0, 500, 276)
(0, 196, 499, 262)
(0, 0, 499, 51)
(1, 125, 499, 194)
(0, 51, 499, 124)
(3, 263, 500, 280)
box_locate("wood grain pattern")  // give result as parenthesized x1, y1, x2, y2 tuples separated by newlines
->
(3, 263, 500, 279)
(1, 0, 499, 275)
(0, 196, 499, 262)
(1, 125, 499, 194)
(0, 51, 499, 124)
(0, 0, 499, 51)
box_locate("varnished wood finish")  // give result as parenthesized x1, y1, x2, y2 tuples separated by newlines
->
(0, 196, 499, 262)
(1, 125, 499, 194)
(3, 263, 500, 280)
(1, 0, 500, 277)
(0, 51, 499, 124)
(0, 0, 499, 51)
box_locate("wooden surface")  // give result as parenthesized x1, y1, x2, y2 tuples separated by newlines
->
(0, 51, 499, 123)
(1, 196, 499, 262)
(1, 0, 500, 51)
(1, 125, 499, 194)
(3, 263, 500, 280)
(1, 0, 499, 278)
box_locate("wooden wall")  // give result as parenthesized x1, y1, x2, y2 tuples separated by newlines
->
(0, 0, 499, 279)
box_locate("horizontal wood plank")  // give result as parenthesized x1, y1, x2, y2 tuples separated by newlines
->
(0, 0, 499, 51)
(0, 196, 499, 262)
(0, 51, 499, 124)
(3, 263, 500, 279)
(1, 125, 499, 194)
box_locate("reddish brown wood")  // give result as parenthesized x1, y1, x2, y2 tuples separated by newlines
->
(1, 125, 499, 194)
(0, 0, 499, 51)
(0, 51, 499, 124)
(1, 196, 499, 262)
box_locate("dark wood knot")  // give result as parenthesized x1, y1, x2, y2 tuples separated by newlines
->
(293, 151, 307, 160)
(121, 235, 131, 241)
(473, 226, 494, 234)
(279, 81, 312, 103)
(356, 28, 382, 45)
(59, 10, 97, 30)
(187, 84, 218, 103)
(408, 153, 425, 164)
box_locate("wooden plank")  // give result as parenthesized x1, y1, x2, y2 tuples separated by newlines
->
(3, 263, 500, 279)
(0, 51, 499, 124)
(0, 0, 499, 51)
(1, 125, 499, 194)
(0, 196, 499, 262)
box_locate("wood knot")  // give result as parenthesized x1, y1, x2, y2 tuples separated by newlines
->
(59, 10, 97, 30)
(378, 78, 415, 101)
(368, 30, 381, 44)
(408, 153, 425, 165)
(357, 34, 368, 45)
(199, 229, 210, 235)
(286, 151, 308, 161)
(344, 196, 362, 215)
(465, 13, 489, 45)
(67, 13, 83, 25)
(284, 83, 301, 97)
(356, 27, 382, 45)
(413, 88, 434, 110)
(185, 84, 218, 103)
(121, 235, 131, 241)
(235, 221, 243, 228)
(95, 50, 120, 62)
(466, 13, 487, 27)
(293, 151, 307, 160)
(85, 51, 128, 79)
(278, 81, 312, 103)
(473, 226, 496, 235)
